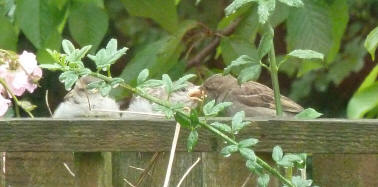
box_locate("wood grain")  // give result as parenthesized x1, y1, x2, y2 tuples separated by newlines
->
(0, 118, 377, 153)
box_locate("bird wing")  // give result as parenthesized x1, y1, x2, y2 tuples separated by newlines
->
(230, 81, 303, 113)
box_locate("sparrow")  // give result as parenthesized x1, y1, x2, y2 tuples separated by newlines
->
(200, 74, 303, 117)
(53, 76, 120, 118)
(123, 82, 201, 118)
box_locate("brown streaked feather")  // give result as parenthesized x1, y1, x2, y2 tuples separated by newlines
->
(228, 81, 303, 113)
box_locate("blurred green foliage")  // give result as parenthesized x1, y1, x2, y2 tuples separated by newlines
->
(0, 0, 377, 117)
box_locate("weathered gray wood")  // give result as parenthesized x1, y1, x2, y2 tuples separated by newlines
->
(312, 154, 378, 187)
(74, 152, 112, 187)
(5, 152, 75, 187)
(0, 118, 377, 153)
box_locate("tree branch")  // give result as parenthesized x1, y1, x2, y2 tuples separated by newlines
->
(186, 19, 241, 69)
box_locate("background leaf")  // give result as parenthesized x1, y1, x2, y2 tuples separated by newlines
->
(68, 1, 109, 52)
(121, 0, 178, 33)
(347, 82, 378, 119)
(364, 27, 378, 61)
(0, 16, 18, 50)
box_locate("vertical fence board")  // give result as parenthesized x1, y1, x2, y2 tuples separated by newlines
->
(5, 152, 74, 187)
(312, 154, 378, 187)
(74, 152, 112, 187)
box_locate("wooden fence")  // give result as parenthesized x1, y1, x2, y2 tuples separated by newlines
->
(0, 118, 377, 187)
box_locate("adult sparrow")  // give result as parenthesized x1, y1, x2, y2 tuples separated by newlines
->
(53, 76, 120, 118)
(200, 74, 303, 117)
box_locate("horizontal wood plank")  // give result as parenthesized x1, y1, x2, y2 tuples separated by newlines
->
(0, 118, 377, 153)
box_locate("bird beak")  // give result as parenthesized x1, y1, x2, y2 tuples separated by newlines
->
(188, 86, 205, 102)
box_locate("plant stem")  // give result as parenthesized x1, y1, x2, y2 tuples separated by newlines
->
(267, 27, 283, 116)
(0, 78, 34, 118)
(88, 73, 293, 186)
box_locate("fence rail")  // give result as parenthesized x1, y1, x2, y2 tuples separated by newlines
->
(0, 118, 377, 153)
(0, 118, 377, 187)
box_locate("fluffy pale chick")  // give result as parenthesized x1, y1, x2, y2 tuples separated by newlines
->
(53, 76, 120, 118)
(201, 74, 303, 117)
(123, 82, 201, 118)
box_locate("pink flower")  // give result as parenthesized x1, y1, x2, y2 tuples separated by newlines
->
(0, 94, 10, 117)
(0, 51, 42, 96)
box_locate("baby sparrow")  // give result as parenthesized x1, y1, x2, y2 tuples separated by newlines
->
(123, 82, 201, 118)
(200, 74, 303, 117)
(53, 76, 120, 118)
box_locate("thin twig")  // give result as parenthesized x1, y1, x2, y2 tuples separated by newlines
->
(63, 162, 75, 177)
(163, 122, 181, 187)
(241, 173, 253, 187)
(186, 19, 241, 69)
(135, 152, 162, 186)
(177, 157, 201, 187)
(123, 178, 136, 187)
(92, 109, 165, 117)
(45, 90, 53, 116)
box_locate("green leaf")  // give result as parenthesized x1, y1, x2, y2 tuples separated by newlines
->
(224, 55, 258, 74)
(326, 38, 366, 85)
(62, 39, 75, 55)
(65, 44, 92, 64)
(278, 0, 303, 7)
(257, 0, 275, 24)
(59, 71, 78, 90)
(68, 1, 108, 52)
(257, 29, 274, 60)
(140, 79, 163, 88)
(364, 27, 378, 61)
(220, 145, 238, 157)
(16, 0, 64, 49)
(121, 0, 178, 33)
(19, 100, 37, 112)
(162, 74, 173, 94)
(239, 147, 256, 161)
(287, 0, 332, 71)
(110, 78, 124, 88)
(0, 16, 18, 50)
(277, 157, 293, 167)
(237, 64, 261, 83)
(283, 154, 303, 164)
(272, 145, 283, 162)
(257, 174, 270, 187)
(292, 176, 312, 187)
(210, 122, 232, 133)
(100, 84, 112, 97)
(187, 130, 198, 152)
(224, 0, 257, 16)
(246, 159, 263, 175)
(288, 49, 324, 60)
(231, 111, 250, 134)
(87, 80, 106, 90)
(175, 112, 191, 128)
(39, 63, 62, 70)
(327, 0, 348, 63)
(220, 36, 258, 66)
(88, 39, 128, 70)
(203, 100, 216, 116)
(347, 82, 378, 119)
(189, 110, 200, 129)
(137, 69, 149, 85)
(203, 100, 233, 116)
(356, 65, 378, 93)
(295, 108, 322, 119)
(172, 74, 196, 92)
(238, 138, 259, 148)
